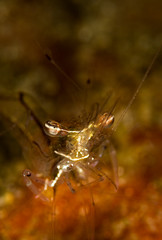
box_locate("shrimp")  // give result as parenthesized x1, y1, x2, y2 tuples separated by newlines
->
(0, 48, 160, 240)
(22, 113, 117, 202)
(22, 47, 159, 203)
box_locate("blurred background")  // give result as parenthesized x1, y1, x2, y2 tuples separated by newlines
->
(0, 0, 162, 239)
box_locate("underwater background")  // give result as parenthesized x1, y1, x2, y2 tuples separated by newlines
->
(0, 0, 162, 239)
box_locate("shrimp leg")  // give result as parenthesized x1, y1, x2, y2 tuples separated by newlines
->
(108, 142, 119, 189)
(22, 169, 50, 202)
(100, 140, 119, 189)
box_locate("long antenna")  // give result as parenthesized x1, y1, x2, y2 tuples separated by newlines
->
(36, 41, 82, 92)
(112, 47, 161, 132)
(45, 50, 82, 91)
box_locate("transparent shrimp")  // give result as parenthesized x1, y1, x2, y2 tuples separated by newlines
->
(0, 48, 160, 240)
(22, 47, 160, 203)
(0, 90, 119, 240)
(22, 113, 117, 202)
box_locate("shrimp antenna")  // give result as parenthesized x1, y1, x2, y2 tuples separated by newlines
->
(112, 47, 161, 132)
(45, 50, 82, 91)
(36, 41, 82, 92)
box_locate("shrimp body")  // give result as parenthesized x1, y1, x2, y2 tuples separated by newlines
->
(56, 122, 94, 161)
(23, 113, 115, 200)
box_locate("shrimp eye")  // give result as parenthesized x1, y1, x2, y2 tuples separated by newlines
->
(98, 113, 114, 128)
(44, 120, 61, 137)
(23, 169, 32, 177)
(106, 115, 114, 127)
(26, 171, 31, 177)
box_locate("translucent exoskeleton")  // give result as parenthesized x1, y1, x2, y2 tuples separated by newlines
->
(22, 112, 118, 202)
(21, 48, 159, 205)
(0, 90, 119, 240)
(0, 48, 160, 240)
